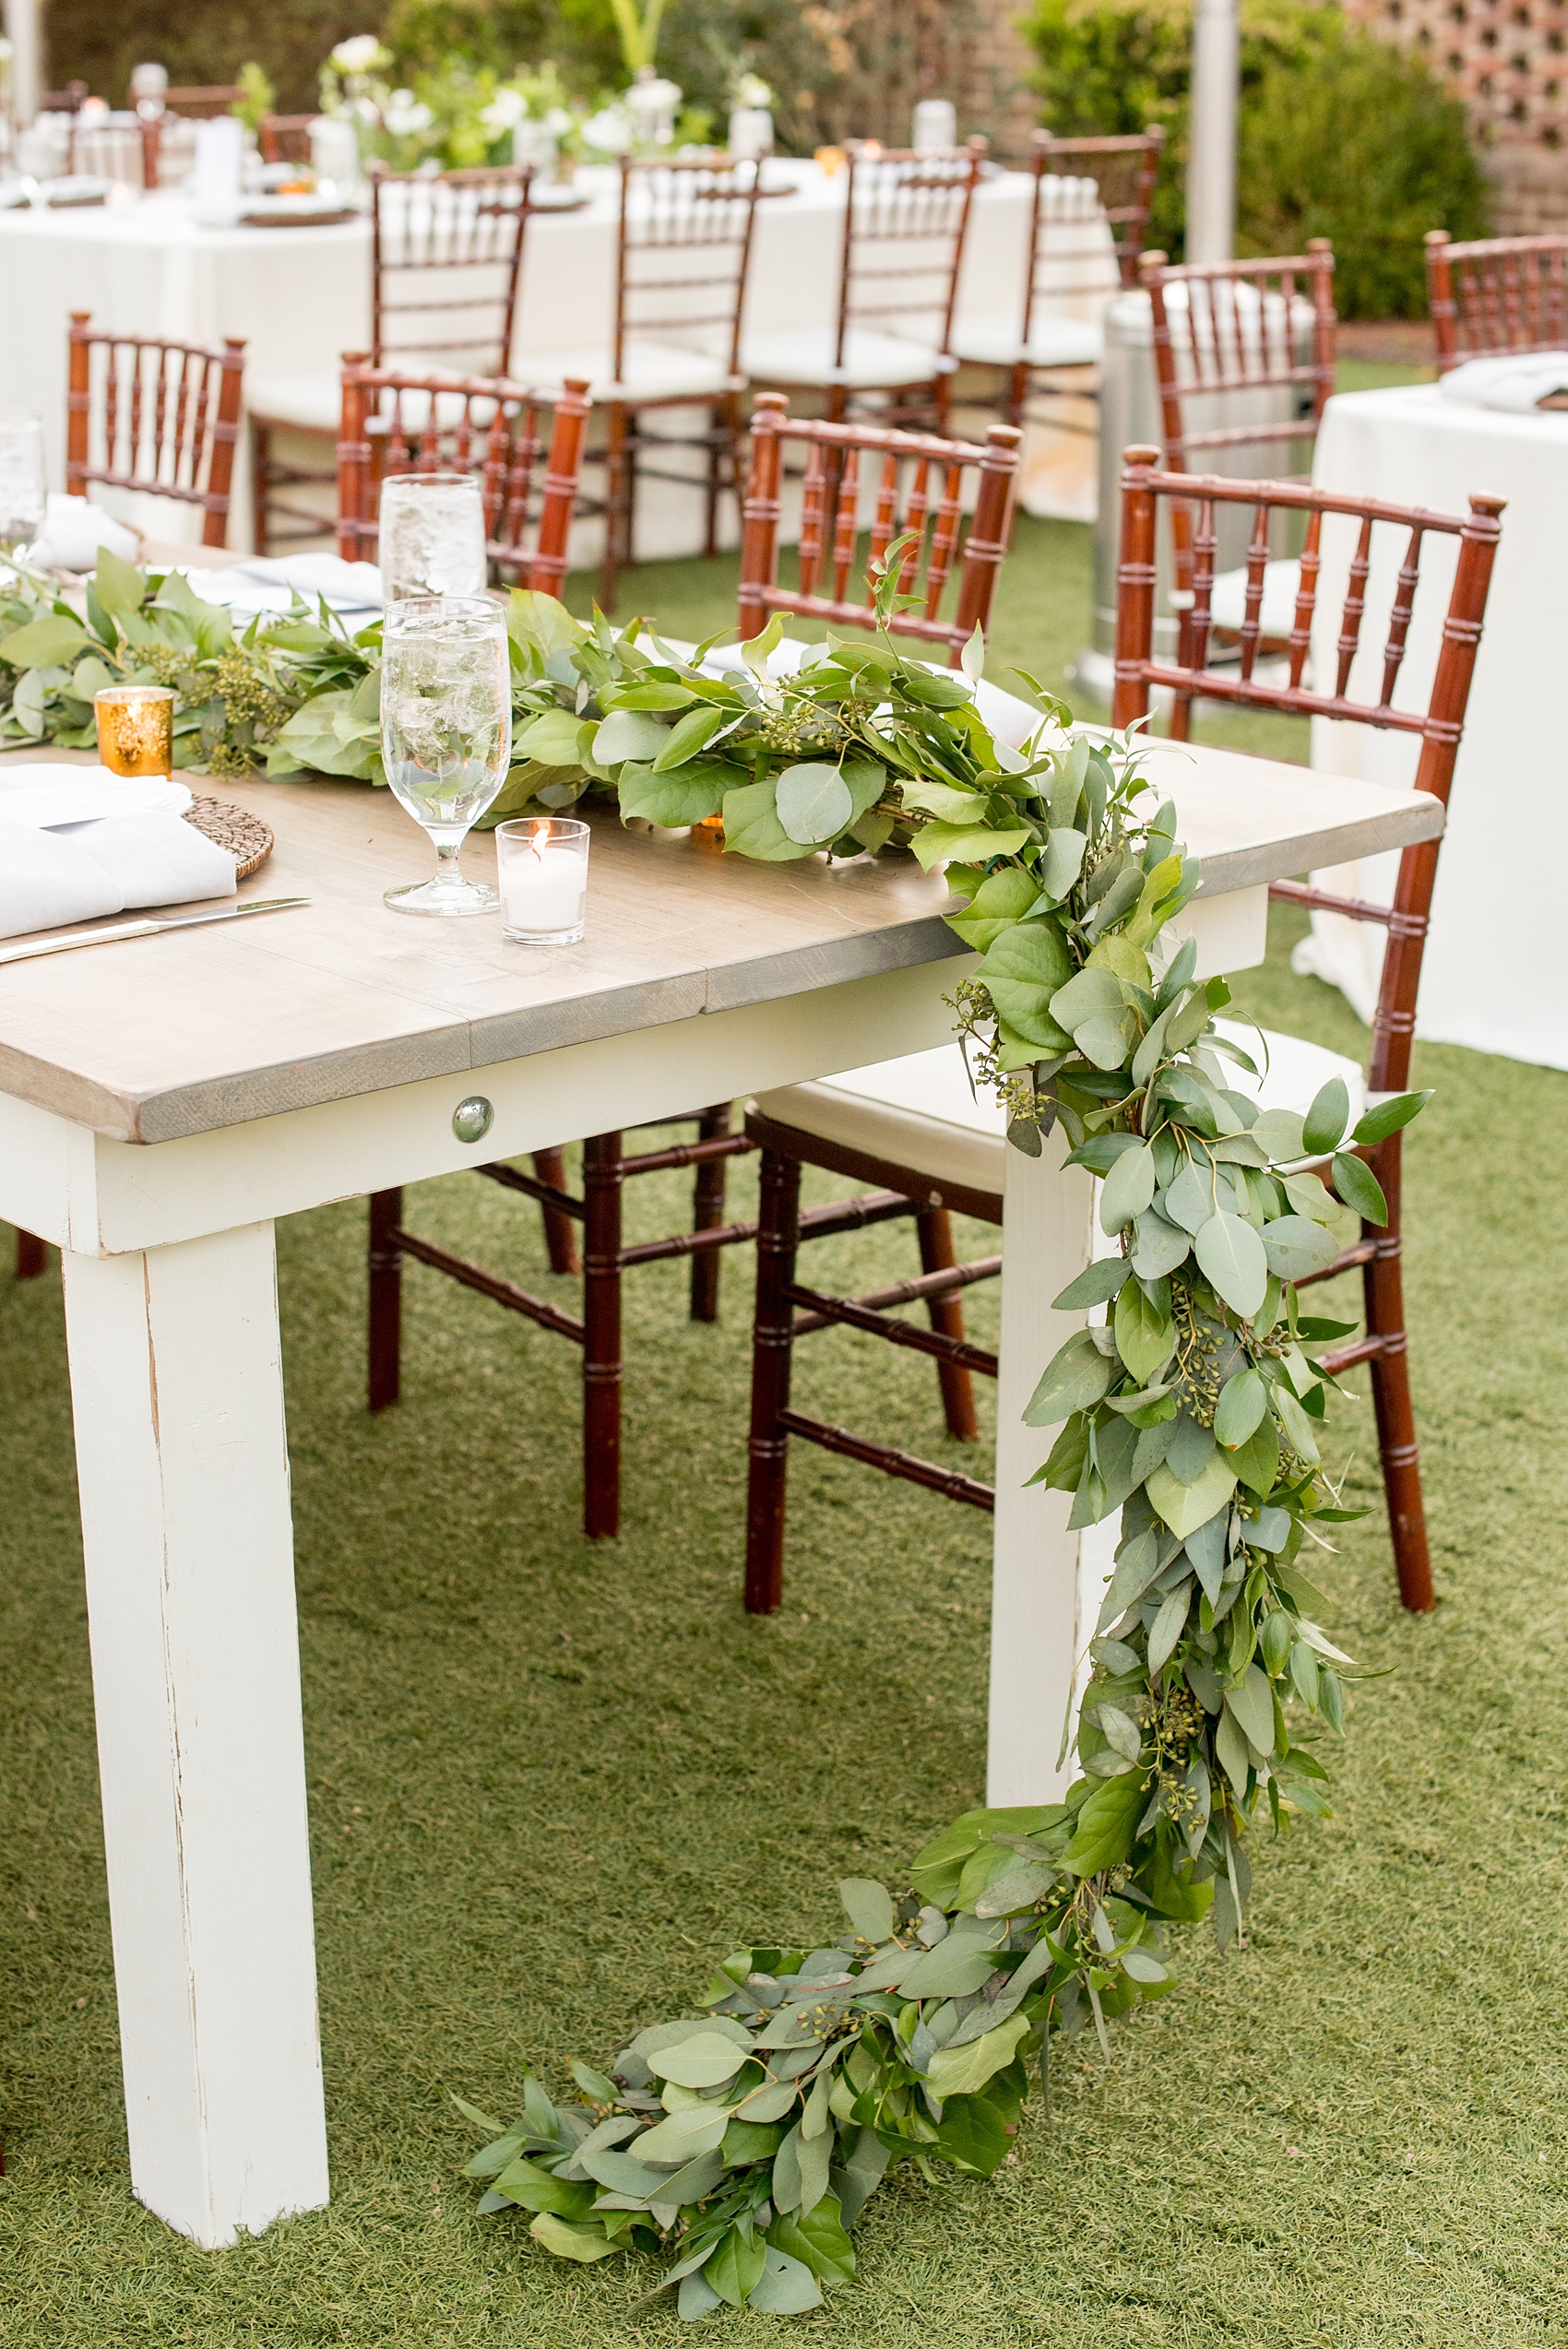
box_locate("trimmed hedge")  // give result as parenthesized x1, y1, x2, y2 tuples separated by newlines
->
(1020, 0, 1490, 316)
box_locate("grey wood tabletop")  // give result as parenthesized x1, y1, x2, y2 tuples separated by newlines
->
(0, 741, 1443, 1145)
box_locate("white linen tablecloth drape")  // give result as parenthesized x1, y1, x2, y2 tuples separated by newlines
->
(1304, 381, 1568, 1070)
(0, 167, 1117, 556)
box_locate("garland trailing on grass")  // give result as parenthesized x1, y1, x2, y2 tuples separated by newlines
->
(438, 576, 1429, 2317)
(4, 552, 1428, 2315)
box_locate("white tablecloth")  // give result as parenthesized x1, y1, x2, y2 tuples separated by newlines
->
(0, 166, 1116, 556)
(1305, 382, 1568, 1069)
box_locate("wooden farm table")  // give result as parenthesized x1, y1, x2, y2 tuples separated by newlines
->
(0, 744, 1443, 2248)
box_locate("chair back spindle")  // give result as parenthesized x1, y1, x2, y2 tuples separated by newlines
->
(336, 360, 590, 591)
(65, 312, 246, 548)
(738, 393, 1020, 662)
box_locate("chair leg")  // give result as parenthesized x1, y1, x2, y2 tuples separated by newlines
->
(916, 1207, 979, 1442)
(1361, 1139, 1433, 1611)
(933, 372, 951, 433)
(600, 402, 628, 612)
(690, 1103, 732, 1323)
(15, 1229, 46, 1280)
(1006, 360, 1028, 432)
(252, 421, 272, 558)
(582, 1131, 624, 1539)
(744, 1147, 802, 1614)
(533, 1145, 581, 1276)
(367, 1188, 403, 1412)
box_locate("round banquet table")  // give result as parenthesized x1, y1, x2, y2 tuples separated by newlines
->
(0, 163, 1117, 556)
(1303, 380, 1568, 1071)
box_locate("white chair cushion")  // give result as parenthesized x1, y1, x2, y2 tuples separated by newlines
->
(249, 374, 504, 436)
(519, 343, 739, 402)
(754, 1044, 1006, 1200)
(951, 313, 1104, 370)
(1205, 557, 1301, 641)
(741, 326, 957, 390)
(1215, 1020, 1366, 1131)
(246, 372, 342, 433)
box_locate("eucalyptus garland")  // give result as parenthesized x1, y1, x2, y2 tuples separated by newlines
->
(2, 553, 1425, 2318)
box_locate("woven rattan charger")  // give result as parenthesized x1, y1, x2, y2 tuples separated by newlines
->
(183, 796, 273, 880)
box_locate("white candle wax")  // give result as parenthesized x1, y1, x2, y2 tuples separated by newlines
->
(503, 843, 586, 935)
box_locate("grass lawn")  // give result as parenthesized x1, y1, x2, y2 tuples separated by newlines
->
(4, 365, 1563, 2344)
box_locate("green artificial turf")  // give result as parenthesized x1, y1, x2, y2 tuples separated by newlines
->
(5, 409, 1563, 2340)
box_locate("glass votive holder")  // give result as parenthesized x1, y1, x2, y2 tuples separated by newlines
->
(496, 815, 590, 944)
(94, 684, 174, 776)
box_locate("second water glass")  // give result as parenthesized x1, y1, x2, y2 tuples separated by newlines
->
(378, 471, 488, 600)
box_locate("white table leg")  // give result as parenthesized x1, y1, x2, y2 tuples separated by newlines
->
(59, 1221, 327, 2248)
(988, 1135, 1097, 1805)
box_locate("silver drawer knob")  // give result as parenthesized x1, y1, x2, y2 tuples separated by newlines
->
(452, 1095, 494, 1144)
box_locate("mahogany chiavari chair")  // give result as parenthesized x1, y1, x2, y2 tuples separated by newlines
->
(955, 126, 1165, 430)
(1140, 243, 1337, 642)
(368, 402, 1024, 1548)
(65, 311, 246, 548)
(737, 392, 1022, 660)
(335, 358, 590, 587)
(250, 163, 535, 552)
(1425, 230, 1568, 372)
(259, 115, 316, 166)
(1111, 444, 1503, 1611)
(743, 139, 987, 431)
(552, 153, 768, 609)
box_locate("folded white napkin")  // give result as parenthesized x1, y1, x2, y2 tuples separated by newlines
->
(1437, 350, 1568, 412)
(0, 765, 234, 940)
(181, 552, 385, 619)
(28, 494, 140, 572)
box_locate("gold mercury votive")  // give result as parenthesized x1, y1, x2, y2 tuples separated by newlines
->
(94, 684, 174, 777)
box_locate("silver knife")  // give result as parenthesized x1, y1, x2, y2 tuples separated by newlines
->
(0, 896, 311, 967)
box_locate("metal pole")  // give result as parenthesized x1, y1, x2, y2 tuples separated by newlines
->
(2, 0, 40, 124)
(1187, 0, 1239, 265)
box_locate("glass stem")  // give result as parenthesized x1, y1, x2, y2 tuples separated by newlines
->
(433, 837, 463, 882)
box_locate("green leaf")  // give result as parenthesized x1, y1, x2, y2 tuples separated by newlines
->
(493, 2156, 594, 2215)
(1214, 1367, 1267, 1449)
(720, 777, 814, 861)
(1146, 1455, 1236, 1539)
(1227, 1414, 1279, 1498)
(925, 2011, 1032, 2099)
(1214, 1708, 1253, 1797)
(839, 1876, 896, 1944)
(774, 760, 855, 843)
(1301, 1074, 1350, 1157)
(1260, 1215, 1342, 1281)
(1251, 1106, 1307, 1163)
(1147, 1578, 1192, 1674)
(1273, 1383, 1322, 1465)
(1131, 1209, 1192, 1280)
(1063, 1765, 1146, 1876)
(976, 918, 1075, 1047)
(646, 2033, 749, 2089)
(944, 865, 1041, 951)
(748, 2244, 825, 2313)
(1096, 1526, 1167, 1629)
(1332, 1151, 1388, 1226)
(529, 2211, 624, 2262)
(910, 819, 1030, 871)
(1194, 1210, 1268, 1319)
(593, 706, 670, 765)
(706, 2224, 768, 2307)
(932, 2087, 1013, 2176)
(91, 545, 148, 617)
(1037, 825, 1087, 901)
(894, 1938, 1003, 1998)
(506, 587, 584, 659)
(1114, 1280, 1175, 1386)
(517, 707, 593, 765)
(0, 615, 90, 669)
(634, 2104, 732, 2165)
(1052, 1256, 1131, 1311)
(1099, 1142, 1156, 1233)
(1352, 1088, 1432, 1146)
(617, 759, 728, 828)
(1051, 964, 1125, 1030)
(1225, 1663, 1276, 1756)
(1120, 1946, 1170, 1984)
(767, 2192, 856, 2286)
(1023, 1327, 1116, 1423)
(649, 705, 728, 770)
(721, 2117, 783, 2167)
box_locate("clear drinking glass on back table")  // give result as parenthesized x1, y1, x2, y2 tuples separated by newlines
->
(380, 595, 511, 916)
(0, 414, 46, 557)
